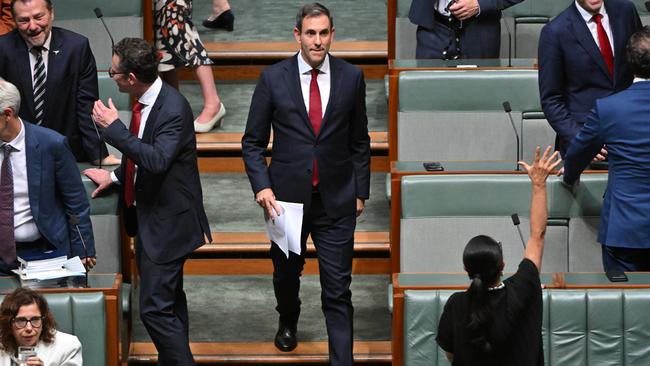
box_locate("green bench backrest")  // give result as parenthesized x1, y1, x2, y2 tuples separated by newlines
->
(403, 289, 650, 366)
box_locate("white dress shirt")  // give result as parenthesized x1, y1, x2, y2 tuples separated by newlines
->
(1, 119, 40, 241)
(27, 32, 52, 87)
(297, 52, 330, 118)
(575, 1, 615, 56)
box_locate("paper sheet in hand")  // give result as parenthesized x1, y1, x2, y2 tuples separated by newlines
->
(264, 201, 304, 258)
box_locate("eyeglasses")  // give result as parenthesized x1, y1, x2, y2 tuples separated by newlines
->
(108, 68, 128, 78)
(12, 316, 42, 329)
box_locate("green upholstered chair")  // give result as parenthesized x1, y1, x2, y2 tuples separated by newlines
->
(402, 288, 650, 366)
(0, 292, 106, 366)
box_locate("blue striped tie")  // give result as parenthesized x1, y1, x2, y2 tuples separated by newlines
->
(32, 47, 46, 126)
(0, 144, 16, 264)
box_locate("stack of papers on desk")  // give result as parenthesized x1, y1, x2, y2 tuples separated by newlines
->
(12, 256, 86, 288)
(265, 201, 304, 258)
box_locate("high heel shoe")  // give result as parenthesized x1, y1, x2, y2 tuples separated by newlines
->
(194, 103, 226, 133)
(203, 10, 235, 31)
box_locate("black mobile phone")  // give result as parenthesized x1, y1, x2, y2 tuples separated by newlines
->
(606, 270, 628, 282)
(423, 162, 444, 171)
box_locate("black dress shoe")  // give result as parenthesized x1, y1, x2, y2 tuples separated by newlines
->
(274, 325, 297, 352)
(203, 10, 234, 31)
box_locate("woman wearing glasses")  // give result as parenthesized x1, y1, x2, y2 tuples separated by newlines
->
(436, 147, 561, 366)
(0, 288, 81, 365)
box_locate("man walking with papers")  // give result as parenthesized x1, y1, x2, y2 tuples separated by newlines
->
(241, 3, 370, 365)
(0, 77, 95, 275)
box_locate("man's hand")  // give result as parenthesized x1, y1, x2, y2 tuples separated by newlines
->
(83, 168, 114, 198)
(101, 154, 121, 166)
(81, 256, 97, 269)
(592, 146, 608, 162)
(25, 356, 44, 365)
(92, 98, 119, 129)
(356, 198, 365, 217)
(255, 188, 283, 220)
(518, 146, 562, 185)
(449, 0, 479, 20)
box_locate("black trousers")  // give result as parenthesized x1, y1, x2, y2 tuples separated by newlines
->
(136, 239, 194, 366)
(271, 192, 356, 366)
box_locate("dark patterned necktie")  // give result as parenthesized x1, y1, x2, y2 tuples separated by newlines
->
(309, 69, 322, 186)
(32, 46, 46, 126)
(0, 144, 16, 264)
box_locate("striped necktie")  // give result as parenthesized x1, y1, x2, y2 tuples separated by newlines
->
(0, 144, 16, 264)
(32, 46, 46, 126)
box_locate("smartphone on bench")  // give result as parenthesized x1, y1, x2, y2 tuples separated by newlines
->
(423, 162, 444, 171)
(606, 270, 628, 282)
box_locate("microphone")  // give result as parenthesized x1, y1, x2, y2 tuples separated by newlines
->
(502, 101, 521, 171)
(94, 8, 115, 50)
(68, 215, 90, 288)
(645, 1, 650, 11)
(511, 214, 526, 249)
(502, 17, 512, 67)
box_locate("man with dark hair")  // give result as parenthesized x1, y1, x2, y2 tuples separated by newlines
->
(242, 3, 370, 364)
(0, 77, 95, 274)
(538, 0, 642, 157)
(408, 0, 523, 59)
(563, 26, 650, 272)
(0, 0, 117, 164)
(84, 37, 212, 365)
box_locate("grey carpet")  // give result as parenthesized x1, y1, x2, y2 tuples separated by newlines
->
(132, 274, 391, 342)
(201, 172, 389, 232)
(179, 79, 388, 133)
(193, 0, 387, 42)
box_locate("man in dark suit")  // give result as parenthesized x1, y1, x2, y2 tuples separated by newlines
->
(0, 77, 95, 274)
(408, 0, 524, 59)
(84, 38, 211, 365)
(563, 27, 650, 272)
(242, 3, 370, 365)
(538, 0, 641, 157)
(0, 0, 117, 164)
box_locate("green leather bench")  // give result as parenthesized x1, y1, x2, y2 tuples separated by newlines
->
(53, 0, 143, 70)
(0, 292, 106, 366)
(392, 0, 650, 59)
(397, 288, 650, 366)
(399, 174, 607, 273)
(397, 69, 555, 163)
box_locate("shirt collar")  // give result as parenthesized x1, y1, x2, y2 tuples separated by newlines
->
(634, 77, 650, 83)
(297, 51, 330, 75)
(26, 31, 52, 53)
(2, 118, 25, 152)
(575, 1, 608, 23)
(138, 77, 163, 107)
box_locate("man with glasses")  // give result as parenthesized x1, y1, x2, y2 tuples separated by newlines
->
(0, 0, 118, 165)
(84, 38, 211, 366)
(0, 288, 82, 364)
(408, 0, 523, 59)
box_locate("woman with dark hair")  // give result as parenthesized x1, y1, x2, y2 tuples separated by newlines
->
(0, 288, 82, 365)
(437, 146, 561, 365)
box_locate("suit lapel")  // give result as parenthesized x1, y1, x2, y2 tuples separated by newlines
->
(14, 35, 35, 116)
(46, 30, 64, 114)
(321, 55, 342, 139)
(23, 123, 42, 219)
(142, 85, 164, 144)
(284, 55, 315, 137)
(568, 5, 611, 81)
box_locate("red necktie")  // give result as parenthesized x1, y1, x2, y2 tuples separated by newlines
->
(309, 69, 322, 186)
(124, 102, 143, 207)
(592, 14, 614, 78)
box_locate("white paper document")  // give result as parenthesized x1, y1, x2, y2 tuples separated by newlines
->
(264, 201, 304, 258)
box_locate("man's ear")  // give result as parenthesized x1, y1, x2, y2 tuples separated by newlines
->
(293, 27, 301, 43)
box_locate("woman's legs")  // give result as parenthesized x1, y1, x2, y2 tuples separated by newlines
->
(194, 65, 223, 125)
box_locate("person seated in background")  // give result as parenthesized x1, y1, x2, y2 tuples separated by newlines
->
(0, 288, 82, 365)
(0, 77, 96, 274)
(436, 146, 561, 366)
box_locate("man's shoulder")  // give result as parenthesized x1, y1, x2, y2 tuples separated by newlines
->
(51, 27, 91, 46)
(0, 29, 19, 47)
(24, 122, 66, 145)
(543, 5, 573, 31)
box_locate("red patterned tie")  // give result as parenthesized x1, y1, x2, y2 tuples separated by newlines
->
(592, 14, 614, 77)
(309, 69, 322, 187)
(124, 102, 143, 207)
